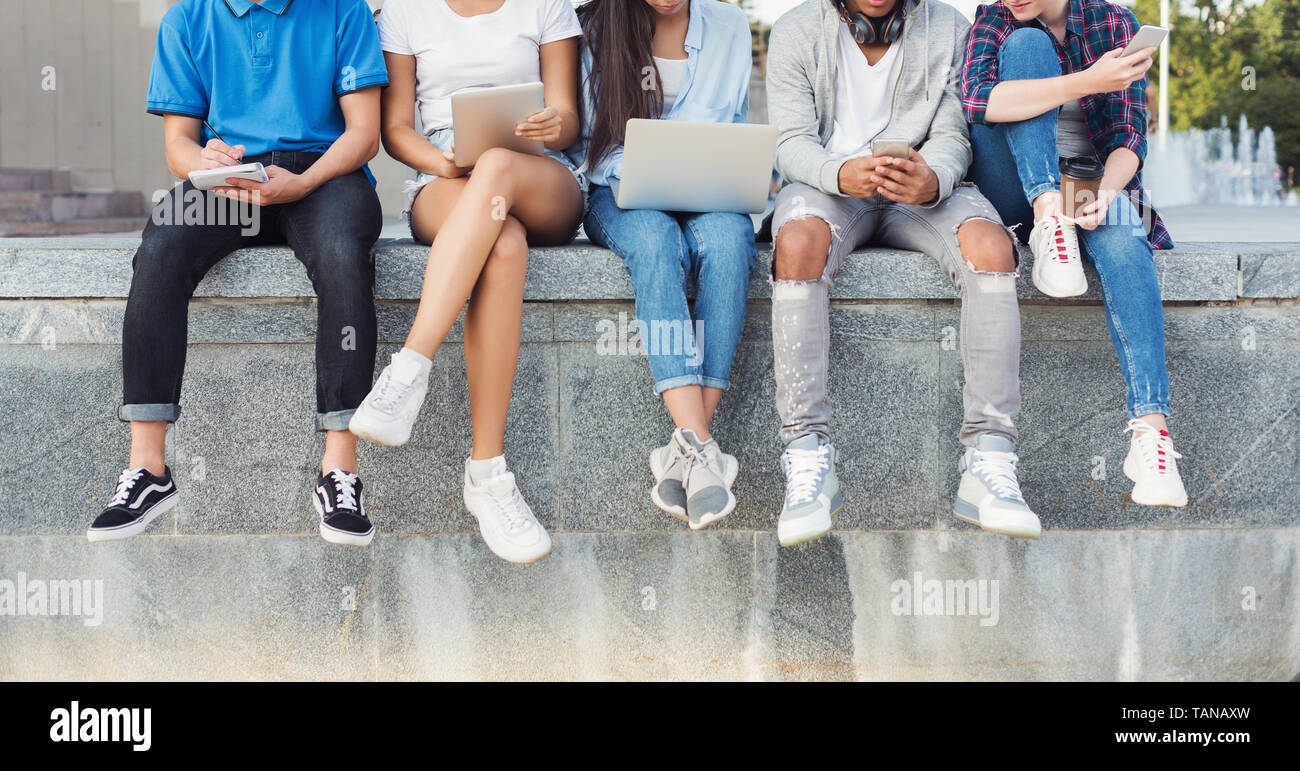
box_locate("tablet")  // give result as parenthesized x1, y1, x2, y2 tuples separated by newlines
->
(450, 82, 546, 167)
(188, 163, 268, 191)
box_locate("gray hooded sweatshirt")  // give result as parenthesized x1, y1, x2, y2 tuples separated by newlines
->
(766, 0, 973, 208)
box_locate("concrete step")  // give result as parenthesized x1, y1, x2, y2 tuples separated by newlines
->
(0, 191, 144, 223)
(0, 217, 144, 237)
(0, 167, 72, 193)
(1, 529, 1295, 680)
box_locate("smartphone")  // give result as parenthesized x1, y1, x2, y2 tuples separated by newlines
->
(1120, 25, 1168, 57)
(188, 162, 269, 191)
(871, 138, 911, 159)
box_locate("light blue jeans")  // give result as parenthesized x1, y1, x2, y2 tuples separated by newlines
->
(584, 184, 757, 394)
(968, 27, 1172, 418)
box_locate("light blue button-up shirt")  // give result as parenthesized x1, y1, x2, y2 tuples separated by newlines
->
(569, 0, 753, 190)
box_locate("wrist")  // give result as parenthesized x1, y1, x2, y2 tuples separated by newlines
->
(1064, 71, 1093, 101)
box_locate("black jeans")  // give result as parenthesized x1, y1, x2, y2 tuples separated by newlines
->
(119, 151, 382, 431)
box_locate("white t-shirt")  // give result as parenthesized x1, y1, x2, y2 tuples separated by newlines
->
(378, 0, 582, 133)
(654, 56, 689, 113)
(825, 22, 904, 158)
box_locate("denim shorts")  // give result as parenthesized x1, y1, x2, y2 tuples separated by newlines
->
(403, 127, 587, 224)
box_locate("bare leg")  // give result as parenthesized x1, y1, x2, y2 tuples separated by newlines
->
(464, 216, 529, 459)
(702, 387, 724, 425)
(322, 430, 358, 475)
(1135, 412, 1168, 432)
(404, 150, 583, 359)
(1032, 190, 1063, 221)
(662, 385, 711, 440)
(129, 421, 167, 476)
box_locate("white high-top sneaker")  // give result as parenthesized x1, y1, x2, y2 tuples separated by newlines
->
(348, 348, 431, 446)
(1123, 419, 1189, 507)
(463, 458, 551, 564)
(953, 434, 1041, 540)
(1029, 214, 1086, 298)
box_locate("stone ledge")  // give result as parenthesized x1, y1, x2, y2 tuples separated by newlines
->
(2, 235, 1290, 302)
(1, 529, 1295, 681)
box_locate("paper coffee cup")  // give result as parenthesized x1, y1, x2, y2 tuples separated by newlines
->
(1060, 156, 1105, 220)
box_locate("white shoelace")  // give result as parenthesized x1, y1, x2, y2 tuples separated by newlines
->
(486, 475, 533, 532)
(1125, 419, 1181, 475)
(109, 468, 145, 507)
(783, 445, 831, 506)
(329, 470, 360, 511)
(370, 358, 420, 414)
(970, 450, 1025, 502)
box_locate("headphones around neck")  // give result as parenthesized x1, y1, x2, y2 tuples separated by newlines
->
(833, 0, 909, 45)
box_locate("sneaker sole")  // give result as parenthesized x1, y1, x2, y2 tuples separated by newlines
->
(688, 488, 737, 531)
(465, 507, 552, 564)
(348, 411, 415, 447)
(1123, 456, 1189, 507)
(86, 492, 178, 542)
(1032, 264, 1088, 298)
(952, 498, 1041, 540)
(313, 496, 375, 547)
(778, 500, 843, 547)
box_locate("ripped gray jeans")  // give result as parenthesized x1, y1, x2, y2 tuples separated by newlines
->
(769, 181, 1021, 448)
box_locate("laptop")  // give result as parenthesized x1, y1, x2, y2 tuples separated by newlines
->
(616, 119, 778, 214)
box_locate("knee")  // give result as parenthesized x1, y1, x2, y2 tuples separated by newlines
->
(309, 244, 374, 297)
(958, 219, 1017, 274)
(132, 227, 194, 285)
(773, 218, 831, 280)
(471, 147, 519, 188)
(1003, 27, 1054, 56)
(480, 217, 529, 283)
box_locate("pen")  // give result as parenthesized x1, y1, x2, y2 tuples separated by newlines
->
(202, 120, 227, 147)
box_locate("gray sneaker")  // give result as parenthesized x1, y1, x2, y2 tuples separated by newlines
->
(650, 430, 737, 522)
(953, 434, 1041, 539)
(672, 428, 736, 530)
(777, 434, 843, 547)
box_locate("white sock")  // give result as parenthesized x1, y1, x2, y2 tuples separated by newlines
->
(467, 455, 507, 485)
(395, 346, 432, 373)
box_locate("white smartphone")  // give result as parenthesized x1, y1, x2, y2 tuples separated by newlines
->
(450, 82, 546, 167)
(871, 138, 911, 159)
(1120, 25, 1168, 57)
(188, 162, 269, 190)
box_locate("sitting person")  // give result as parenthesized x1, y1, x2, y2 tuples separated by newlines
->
(961, 0, 1187, 507)
(766, 0, 1041, 544)
(570, 0, 757, 531)
(347, 0, 586, 564)
(88, 0, 389, 547)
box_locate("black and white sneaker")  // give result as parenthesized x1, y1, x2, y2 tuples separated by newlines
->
(313, 470, 374, 546)
(87, 466, 178, 542)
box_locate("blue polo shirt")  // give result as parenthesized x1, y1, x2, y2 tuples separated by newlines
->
(147, 0, 388, 169)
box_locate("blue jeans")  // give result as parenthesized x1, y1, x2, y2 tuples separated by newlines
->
(968, 27, 1172, 418)
(584, 184, 757, 394)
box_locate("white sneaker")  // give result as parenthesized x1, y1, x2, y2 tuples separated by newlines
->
(953, 434, 1041, 540)
(348, 348, 431, 446)
(463, 458, 551, 564)
(1123, 419, 1188, 507)
(1029, 214, 1086, 298)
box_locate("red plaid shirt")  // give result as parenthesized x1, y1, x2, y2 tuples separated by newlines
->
(961, 0, 1172, 249)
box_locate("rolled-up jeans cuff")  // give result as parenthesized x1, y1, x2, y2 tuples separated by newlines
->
(118, 403, 181, 423)
(1025, 180, 1060, 205)
(653, 374, 703, 396)
(700, 376, 730, 391)
(1130, 403, 1171, 420)
(317, 409, 356, 432)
